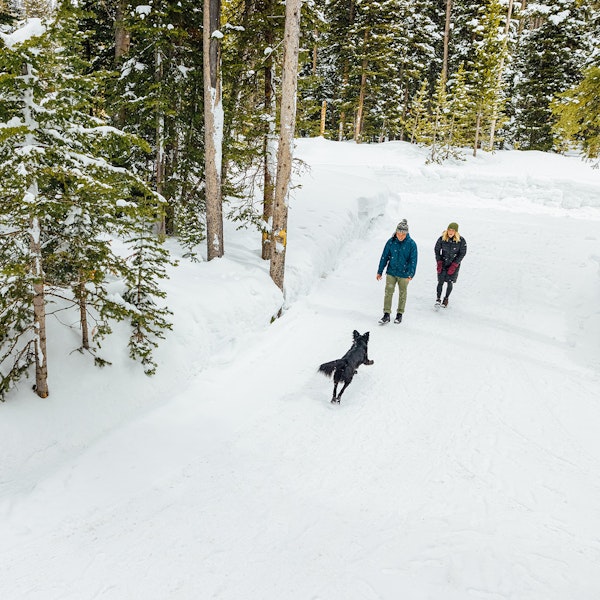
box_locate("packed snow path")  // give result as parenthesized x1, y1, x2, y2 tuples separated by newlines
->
(1, 140, 600, 599)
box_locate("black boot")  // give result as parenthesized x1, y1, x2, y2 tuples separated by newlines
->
(394, 313, 403, 324)
(379, 312, 390, 324)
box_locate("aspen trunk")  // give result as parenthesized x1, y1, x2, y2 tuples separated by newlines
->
(30, 213, 49, 398)
(203, 0, 224, 260)
(270, 0, 302, 293)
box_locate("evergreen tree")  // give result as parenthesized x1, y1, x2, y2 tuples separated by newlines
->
(509, 0, 592, 150)
(552, 65, 600, 158)
(426, 74, 453, 163)
(0, 2, 171, 399)
(0, 0, 16, 25)
(447, 62, 472, 148)
(112, 0, 206, 253)
(120, 195, 174, 376)
(467, 0, 506, 155)
(405, 81, 429, 143)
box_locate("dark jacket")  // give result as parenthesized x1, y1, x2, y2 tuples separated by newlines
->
(435, 234, 467, 283)
(378, 233, 418, 279)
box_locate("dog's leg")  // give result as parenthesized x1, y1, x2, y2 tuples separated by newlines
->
(331, 381, 339, 403)
(336, 381, 350, 403)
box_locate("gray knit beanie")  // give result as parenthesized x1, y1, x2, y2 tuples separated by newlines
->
(396, 219, 409, 233)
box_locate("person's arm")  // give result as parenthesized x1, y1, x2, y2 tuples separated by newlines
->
(457, 237, 467, 263)
(434, 236, 443, 273)
(448, 238, 467, 274)
(377, 240, 390, 278)
(408, 241, 418, 279)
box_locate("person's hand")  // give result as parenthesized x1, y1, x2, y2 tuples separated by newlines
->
(447, 262, 458, 275)
(436, 260, 442, 274)
(376, 273, 382, 281)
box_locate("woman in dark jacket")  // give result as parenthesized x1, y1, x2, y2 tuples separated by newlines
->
(434, 222, 467, 307)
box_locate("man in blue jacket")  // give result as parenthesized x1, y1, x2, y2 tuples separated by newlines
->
(376, 219, 418, 324)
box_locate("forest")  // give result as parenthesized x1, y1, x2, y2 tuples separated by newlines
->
(0, 0, 598, 400)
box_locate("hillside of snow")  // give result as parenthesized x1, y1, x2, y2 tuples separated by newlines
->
(1, 138, 600, 600)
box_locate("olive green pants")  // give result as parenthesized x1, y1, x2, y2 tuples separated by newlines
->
(384, 274, 409, 314)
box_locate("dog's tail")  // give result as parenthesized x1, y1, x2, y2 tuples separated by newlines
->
(318, 359, 344, 378)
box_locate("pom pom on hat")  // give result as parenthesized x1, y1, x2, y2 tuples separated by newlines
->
(447, 222, 459, 231)
(396, 219, 409, 232)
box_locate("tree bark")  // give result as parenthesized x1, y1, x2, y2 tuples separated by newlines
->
(473, 112, 481, 157)
(270, 0, 302, 293)
(354, 28, 369, 143)
(320, 100, 327, 136)
(78, 276, 90, 350)
(155, 46, 167, 236)
(203, 0, 224, 260)
(338, 63, 349, 141)
(114, 0, 130, 62)
(262, 17, 276, 260)
(442, 0, 453, 84)
(30, 212, 49, 398)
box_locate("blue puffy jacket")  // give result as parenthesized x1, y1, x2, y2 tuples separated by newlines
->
(378, 233, 418, 278)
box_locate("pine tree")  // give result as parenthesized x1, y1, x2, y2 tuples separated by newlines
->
(509, 0, 592, 150)
(120, 194, 174, 376)
(426, 75, 453, 163)
(0, 2, 171, 399)
(447, 62, 472, 149)
(0, 0, 16, 24)
(467, 0, 506, 155)
(405, 81, 430, 144)
(111, 0, 206, 254)
(552, 66, 600, 158)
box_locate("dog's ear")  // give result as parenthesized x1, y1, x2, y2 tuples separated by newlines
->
(363, 331, 370, 341)
(353, 330, 360, 340)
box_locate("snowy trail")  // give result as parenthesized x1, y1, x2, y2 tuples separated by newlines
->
(2, 171, 600, 600)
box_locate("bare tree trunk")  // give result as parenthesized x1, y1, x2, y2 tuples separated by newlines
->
(442, 0, 453, 84)
(320, 100, 327, 136)
(338, 64, 349, 141)
(203, 0, 224, 260)
(488, 0, 514, 151)
(354, 28, 369, 143)
(155, 47, 166, 236)
(270, 0, 302, 294)
(114, 0, 130, 61)
(473, 112, 481, 157)
(518, 0, 528, 35)
(78, 276, 90, 350)
(30, 211, 49, 398)
(262, 18, 277, 260)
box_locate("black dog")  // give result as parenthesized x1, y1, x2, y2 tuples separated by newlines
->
(318, 330, 374, 403)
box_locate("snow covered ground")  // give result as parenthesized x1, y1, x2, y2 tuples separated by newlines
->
(1, 138, 600, 600)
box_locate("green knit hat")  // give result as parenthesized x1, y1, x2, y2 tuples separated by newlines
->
(447, 222, 459, 231)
